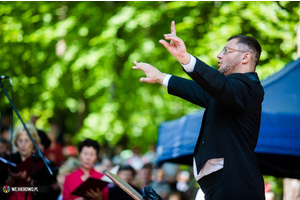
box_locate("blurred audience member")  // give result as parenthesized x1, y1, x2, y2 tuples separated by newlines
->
(63, 139, 109, 200)
(0, 126, 10, 141)
(95, 158, 114, 174)
(168, 191, 186, 200)
(126, 146, 143, 170)
(63, 134, 78, 158)
(0, 138, 10, 157)
(63, 157, 81, 172)
(109, 165, 143, 200)
(48, 120, 65, 147)
(57, 165, 77, 200)
(138, 163, 154, 195)
(162, 162, 180, 191)
(44, 130, 64, 166)
(112, 145, 124, 166)
(5, 123, 41, 200)
(57, 156, 81, 200)
(150, 167, 172, 200)
(30, 115, 39, 126)
(141, 144, 156, 164)
(176, 171, 190, 193)
(37, 129, 51, 152)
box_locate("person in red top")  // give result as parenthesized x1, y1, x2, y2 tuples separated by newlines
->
(63, 139, 109, 200)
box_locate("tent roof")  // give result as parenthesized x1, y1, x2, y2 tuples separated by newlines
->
(157, 110, 203, 165)
(256, 59, 300, 156)
(262, 58, 300, 114)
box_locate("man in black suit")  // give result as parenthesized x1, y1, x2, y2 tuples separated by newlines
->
(133, 21, 265, 200)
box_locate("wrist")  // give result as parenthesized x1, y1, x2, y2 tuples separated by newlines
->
(158, 73, 167, 85)
(179, 53, 191, 65)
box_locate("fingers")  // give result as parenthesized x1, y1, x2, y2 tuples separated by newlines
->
(10, 171, 18, 176)
(22, 171, 27, 178)
(85, 188, 101, 198)
(159, 39, 170, 50)
(132, 61, 160, 84)
(132, 61, 149, 82)
(132, 61, 145, 72)
(171, 21, 176, 35)
(132, 60, 140, 69)
(163, 34, 181, 42)
(85, 190, 95, 198)
(140, 77, 150, 83)
(12, 171, 26, 179)
(133, 61, 151, 71)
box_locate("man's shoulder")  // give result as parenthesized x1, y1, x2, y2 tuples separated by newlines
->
(227, 73, 264, 98)
(227, 72, 261, 84)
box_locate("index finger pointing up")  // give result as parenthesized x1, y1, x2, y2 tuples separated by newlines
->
(171, 21, 176, 35)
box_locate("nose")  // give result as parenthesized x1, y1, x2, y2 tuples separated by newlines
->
(19, 142, 26, 148)
(217, 52, 223, 59)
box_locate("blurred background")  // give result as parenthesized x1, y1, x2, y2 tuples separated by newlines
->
(0, 2, 299, 199)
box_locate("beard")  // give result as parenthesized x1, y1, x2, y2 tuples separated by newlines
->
(218, 59, 239, 75)
(218, 65, 230, 74)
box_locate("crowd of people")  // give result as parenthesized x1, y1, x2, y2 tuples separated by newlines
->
(0, 116, 200, 200)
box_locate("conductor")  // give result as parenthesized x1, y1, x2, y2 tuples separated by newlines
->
(133, 21, 265, 200)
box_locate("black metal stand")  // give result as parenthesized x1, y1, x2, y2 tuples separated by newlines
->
(24, 152, 42, 200)
(0, 81, 53, 178)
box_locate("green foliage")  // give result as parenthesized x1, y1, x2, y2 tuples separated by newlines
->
(0, 1, 299, 152)
(264, 175, 283, 196)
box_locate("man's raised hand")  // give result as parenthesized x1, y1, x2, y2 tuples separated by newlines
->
(159, 21, 190, 65)
(132, 61, 166, 84)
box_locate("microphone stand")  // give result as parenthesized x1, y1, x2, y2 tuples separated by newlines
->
(24, 152, 41, 200)
(0, 80, 53, 178)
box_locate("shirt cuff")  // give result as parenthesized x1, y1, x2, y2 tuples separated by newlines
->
(181, 54, 196, 72)
(162, 74, 172, 88)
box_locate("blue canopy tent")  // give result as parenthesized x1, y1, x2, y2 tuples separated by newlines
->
(156, 59, 300, 179)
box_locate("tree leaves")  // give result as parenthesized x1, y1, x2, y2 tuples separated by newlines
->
(0, 1, 298, 152)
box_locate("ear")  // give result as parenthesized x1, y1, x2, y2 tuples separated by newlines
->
(241, 52, 251, 64)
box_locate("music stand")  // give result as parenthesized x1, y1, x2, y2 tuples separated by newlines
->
(102, 170, 143, 200)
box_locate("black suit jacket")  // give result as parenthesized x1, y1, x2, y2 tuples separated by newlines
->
(168, 56, 265, 200)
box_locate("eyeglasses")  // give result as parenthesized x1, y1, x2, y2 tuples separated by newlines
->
(220, 47, 248, 55)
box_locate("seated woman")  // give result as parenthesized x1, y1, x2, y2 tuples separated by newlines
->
(63, 139, 109, 200)
(5, 123, 41, 200)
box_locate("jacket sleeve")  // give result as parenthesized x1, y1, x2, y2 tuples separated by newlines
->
(186, 56, 261, 110)
(168, 75, 212, 108)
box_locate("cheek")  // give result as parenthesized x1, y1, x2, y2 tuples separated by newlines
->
(92, 155, 97, 162)
(88, 153, 97, 161)
(87, 156, 97, 165)
(79, 155, 84, 163)
(28, 143, 34, 150)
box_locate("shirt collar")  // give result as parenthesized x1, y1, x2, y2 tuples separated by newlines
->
(244, 72, 260, 83)
(78, 167, 97, 175)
